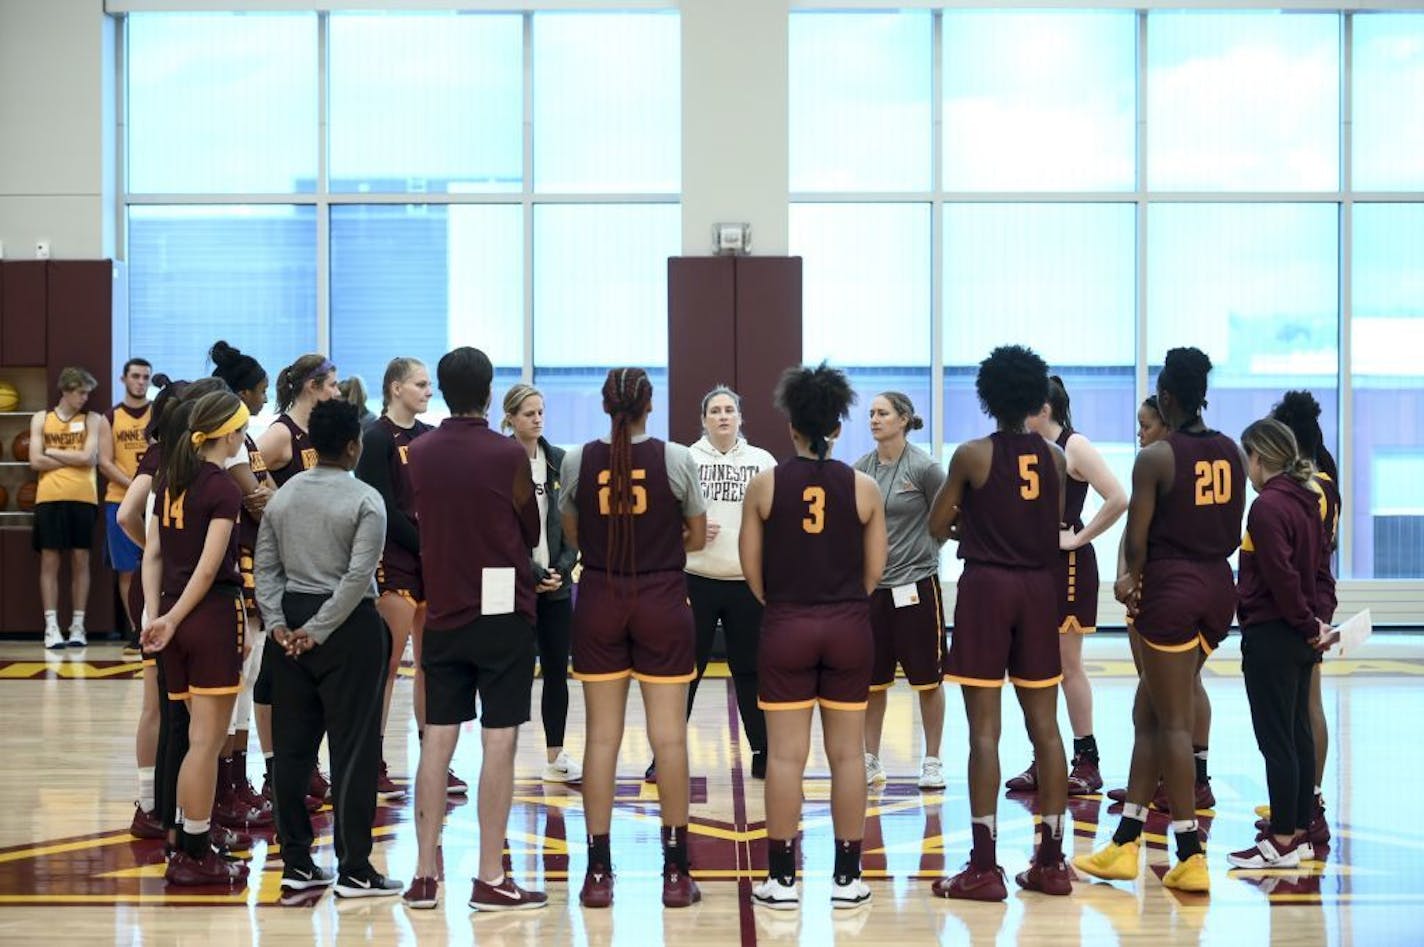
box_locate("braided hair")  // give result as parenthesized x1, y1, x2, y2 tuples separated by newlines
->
(601, 367, 654, 578)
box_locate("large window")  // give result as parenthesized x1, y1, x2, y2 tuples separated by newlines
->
(790, 9, 1423, 580)
(124, 10, 680, 446)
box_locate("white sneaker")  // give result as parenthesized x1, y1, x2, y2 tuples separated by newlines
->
(917, 756, 945, 790)
(67, 627, 87, 648)
(830, 877, 872, 910)
(542, 751, 582, 784)
(751, 877, 800, 911)
(44, 626, 65, 651)
(1227, 836, 1302, 869)
(865, 753, 886, 786)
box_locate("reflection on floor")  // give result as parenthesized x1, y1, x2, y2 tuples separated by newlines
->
(0, 634, 1419, 945)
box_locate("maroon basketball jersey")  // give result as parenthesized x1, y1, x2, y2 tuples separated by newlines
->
(268, 414, 316, 487)
(1057, 427, 1088, 531)
(378, 415, 433, 574)
(1314, 471, 1341, 617)
(577, 438, 685, 574)
(155, 462, 242, 600)
(137, 442, 163, 479)
(957, 432, 1060, 569)
(763, 458, 865, 605)
(1146, 430, 1246, 562)
(235, 433, 271, 549)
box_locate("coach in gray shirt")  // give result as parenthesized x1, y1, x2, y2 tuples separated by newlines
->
(254, 399, 401, 898)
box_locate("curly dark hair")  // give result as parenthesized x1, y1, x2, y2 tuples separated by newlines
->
(774, 362, 855, 460)
(309, 399, 362, 460)
(975, 345, 1049, 426)
(1157, 347, 1213, 419)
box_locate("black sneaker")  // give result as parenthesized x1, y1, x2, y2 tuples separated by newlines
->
(645, 759, 658, 783)
(751, 751, 768, 780)
(282, 862, 336, 890)
(334, 869, 403, 899)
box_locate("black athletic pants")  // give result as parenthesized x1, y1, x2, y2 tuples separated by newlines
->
(271, 593, 389, 875)
(1241, 619, 1317, 837)
(686, 574, 766, 754)
(536, 594, 573, 748)
(154, 658, 189, 832)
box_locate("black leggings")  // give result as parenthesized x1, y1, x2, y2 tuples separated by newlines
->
(153, 658, 190, 832)
(1242, 620, 1318, 835)
(686, 574, 766, 754)
(536, 594, 573, 748)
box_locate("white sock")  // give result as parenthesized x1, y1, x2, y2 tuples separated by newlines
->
(264, 751, 275, 761)
(44, 610, 58, 630)
(971, 814, 996, 838)
(182, 816, 211, 836)
(1313, 785, 1322, 797)
(1123, 803, 1149, 823)
(1170, 819, 1198, 835)
(138, 767, 156, 811)
(1042, 813, 1066, 840)
(69, 611, 85, 632)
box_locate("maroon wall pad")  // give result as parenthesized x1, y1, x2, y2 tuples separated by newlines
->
(1, 262, 48, 367)
(733, 257, 802, 461)
(668, 257, 737, 448)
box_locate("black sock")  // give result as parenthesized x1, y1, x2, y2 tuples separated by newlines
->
(1175, 827, 1204, 861)
(661, 824, 689, 871)
(833, 838, 862, 885)
(180, 828, 210, 859)
(1112, 806, 1146, 846)
(1072, 735, 1099, 765)
(768, 837, 796, 885)
(1193, 745, 1208, 784)
(417, 729, 424, 744)
(587, 833, 611, 871)
(264, 756, 274, 785)
(970, 819, 996, 869)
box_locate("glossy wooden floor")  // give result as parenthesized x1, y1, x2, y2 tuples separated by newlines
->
(0, 635, 1420, 945)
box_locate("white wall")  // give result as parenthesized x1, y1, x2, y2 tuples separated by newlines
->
(0, 0, 112, 260)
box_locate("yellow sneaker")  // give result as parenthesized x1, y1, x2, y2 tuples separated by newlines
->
(1254, 805, 1271, 820)
(1162, 853, 1210, 893)
(1073, 841, 1140, 881)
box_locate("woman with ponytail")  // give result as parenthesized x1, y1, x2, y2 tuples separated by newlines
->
(1227, 418, 1335, 869)
(741, 363, 886, 911)
(559, 367, 707, 909)
(140, 390, 252, 886)
(854, 391, 947, 790)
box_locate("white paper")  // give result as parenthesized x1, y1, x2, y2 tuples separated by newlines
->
(480, 567, 516, 616)
(891, 582, 920, 609)
(1336, 609, 1372, 657)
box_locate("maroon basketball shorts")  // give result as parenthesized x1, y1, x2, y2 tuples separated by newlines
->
(869, 574, 947, 690)
(758, 600, 874, 711)
(572, 569, 696, 685)
(1057, 542, 1099, 635)
(377, 550, 424, 605)
(945, 563, 1061, 689)
(1133, 557, 1237, 655)
(158, 588, 245, 701)
(238, 544, 259, 615)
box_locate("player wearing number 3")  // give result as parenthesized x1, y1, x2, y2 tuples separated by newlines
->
(1075, 347, 1245, 894)
(560, 368, 708, 910)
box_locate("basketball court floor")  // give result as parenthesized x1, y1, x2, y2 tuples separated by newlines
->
(0, 633, 1418, 945)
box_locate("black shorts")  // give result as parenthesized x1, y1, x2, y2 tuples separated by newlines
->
(421, 614, 535, 728)
(253, 633, 276, 705)
(32, 501, 97, 551)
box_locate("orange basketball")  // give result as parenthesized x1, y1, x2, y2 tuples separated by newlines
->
(0, 484, 7, 510)
(17, 481, 37, 511)
(11, 430, 30, 463)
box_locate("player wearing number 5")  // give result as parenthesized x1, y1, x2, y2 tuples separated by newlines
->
(927, 346, 1070, 902)
(1076, 347, 1244, 894)
(560, 368, 707, 910)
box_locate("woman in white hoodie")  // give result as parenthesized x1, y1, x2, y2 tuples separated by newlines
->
(678, 386, 778, 780)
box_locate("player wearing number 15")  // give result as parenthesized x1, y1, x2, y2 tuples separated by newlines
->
(1076, 347, 1245, 895)
(927, 345, 1070, 902)
(559, 367, 708, 910)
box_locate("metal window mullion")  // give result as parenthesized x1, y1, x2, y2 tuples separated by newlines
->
(1339, 11, 1354, 579)
(315, 11, 330, 356)
(1135, 9, 1149, 412)
(116, 14, 128, 264)
(930, 9, 944, 463)
(523, 11, 535, 384)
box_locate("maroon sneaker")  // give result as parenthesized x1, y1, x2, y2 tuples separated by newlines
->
(211, 823, 253, 856)
(261, 775, 322, 813)
(446, 769, 469, 796)
(1015, 859, 1073, 896)
(129, 803, 165, 840)
(376, 761, 405, 800)
(165, 848, 250, 885)
(1150, 780, 1215, 813)
(932, 864, 1008, 902)
(579, 866, 615, 908)
(403, 876, 438, 910)
(1255, 807, 1330, 846)
(1067, 758, 1103, 795)
(233, 766, 269, 813)
(662, 865, 702, 908)
(1005, 761, 1038, 792)
(309, 768, 331, 801)
(1106, 786, 1128, 803)
(470, 875, 548, 912)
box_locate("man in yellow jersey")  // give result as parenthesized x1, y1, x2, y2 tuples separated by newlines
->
(28, 367, 102, 650)
(98, 359, 153, 655)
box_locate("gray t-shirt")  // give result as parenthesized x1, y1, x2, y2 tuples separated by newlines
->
(559, 435, 707, 518)
(254, 466, 386, 645)
(854, 442, 945, 588)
